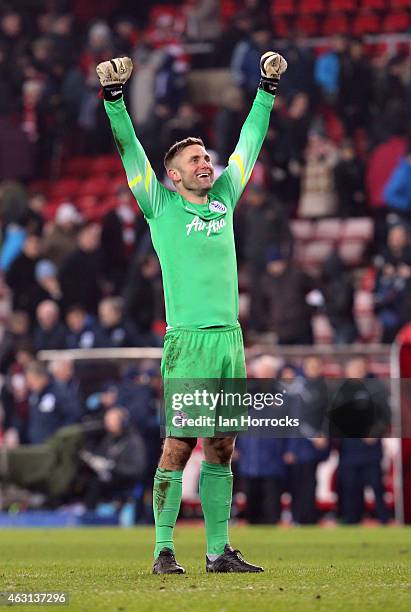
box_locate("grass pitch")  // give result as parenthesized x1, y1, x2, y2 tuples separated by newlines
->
(1, 526, 410, 611)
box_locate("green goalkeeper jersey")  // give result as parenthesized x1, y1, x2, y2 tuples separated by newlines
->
(104, 89, 274, 329)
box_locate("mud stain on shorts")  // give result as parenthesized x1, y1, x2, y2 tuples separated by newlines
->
(164, 336, 182, 373)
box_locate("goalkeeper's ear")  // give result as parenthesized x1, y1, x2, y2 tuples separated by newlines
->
(259, 51, 287, 95)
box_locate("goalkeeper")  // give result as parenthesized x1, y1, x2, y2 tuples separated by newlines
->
(97, 52, 287, 574)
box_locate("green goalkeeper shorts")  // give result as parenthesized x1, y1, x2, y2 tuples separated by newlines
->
(161, 324, 247, 438)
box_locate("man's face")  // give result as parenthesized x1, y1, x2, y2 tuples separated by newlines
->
(168, 145, 215, 196)
(26, 372, 48, 393)
(303, 357, 323, 379)
(99, 303, 120, 327)
(104, 409, 124, 435)
(388, 226, 408, 251)
(37, 302, 59, 329)
(66, 310, 86, 332)
(345, 358, 367, 379)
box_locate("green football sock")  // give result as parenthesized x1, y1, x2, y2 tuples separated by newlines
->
(199, 460, 232, 556)
(153, 468, 183, 559)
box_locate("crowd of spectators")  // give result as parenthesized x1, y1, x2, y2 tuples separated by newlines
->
(0, 350, 392, 525)
(1, 1, 411, 351)
(0, 1, 408, 522)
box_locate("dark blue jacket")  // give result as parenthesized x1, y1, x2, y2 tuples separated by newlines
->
(117, 381, 159, 434)
(65, 322, 97, 349)
(237, 437, 288, 479)
(28, 379, 82, 444)
(384, 158, 411, 212)
(338, 438, 383, 466)
(33, 322, 67, 352)
(286, 438, 330, 464)
(94, 319, 142, 348)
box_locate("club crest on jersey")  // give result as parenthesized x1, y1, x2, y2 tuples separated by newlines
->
(209, 200, 227, 214)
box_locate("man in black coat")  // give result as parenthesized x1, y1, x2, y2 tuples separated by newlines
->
(59, 222, 104, 315)
(332, 357, 391, 523)
(100, 186, 145, 292)
(5, 234, 45, 322)
(261, 249, 314, 344)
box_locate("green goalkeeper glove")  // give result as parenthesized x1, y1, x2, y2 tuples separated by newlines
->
(259, 51, 287, 95)
(96, 56, 133, 101)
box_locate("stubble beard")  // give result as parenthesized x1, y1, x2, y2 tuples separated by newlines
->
(181, 175, 213, 197)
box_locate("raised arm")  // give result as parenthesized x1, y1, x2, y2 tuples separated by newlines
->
(214, 52, 287, 208)
(96, 57, 167, 220)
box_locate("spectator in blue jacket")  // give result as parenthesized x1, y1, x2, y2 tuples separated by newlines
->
(237, 436, 287, 524)
(230, 27, 272, 100)
(236, 355, 287, 524)
(33, 300, 66, 352)
(384, 151, 411, 216)
(64, 304, 97, 349)
(281, 360, 330, 524)
(314, 34, 347, 103)
(26, 360, 82, 444)
(374, 223, 411, 342)
(94, 296, 143, 348)
(117, 364, 162, 489)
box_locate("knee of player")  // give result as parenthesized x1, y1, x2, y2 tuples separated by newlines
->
(159, 436, 197, 469)
(204, 437, 235, 465)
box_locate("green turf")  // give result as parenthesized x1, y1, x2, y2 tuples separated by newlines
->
(1, 526, 410, 611)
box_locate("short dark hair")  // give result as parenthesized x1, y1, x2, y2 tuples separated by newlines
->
(25, 360, 48, 379)
(164, 137, 205, 169)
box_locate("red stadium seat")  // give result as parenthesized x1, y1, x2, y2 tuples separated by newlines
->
(270, 0, 295, 17)
(382, 11, 410, 31)
(273, 17, 290, 37)
(361, 0, 387, 8)
(107, 175, 128, 195)
(76, 195, 99, 211)
(220, 0, 236, 23)
(389, 0, 411, 8)
(289, 219, 315, 241)
(100, 196, 118, 210)
(298, 0, 326, 14)
(329, 0, 357, 10)
(89, 155, 123, 175)
(322, 12, 350, 34)
(29, 180, 50, 196)
(294, 15, 319, 35)
(63, 156, 91, 178)
(341, 218, 374, 242)
(298, 240, 334, 266)
(352, 10, 381, 34)
(315, 218, 343, 241)
(79, 176, 109, 198)
(49, 178, 81, 200)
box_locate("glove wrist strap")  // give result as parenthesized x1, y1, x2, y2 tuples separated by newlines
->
(258, 77, 279, 95)
(103, 84, 124, 101)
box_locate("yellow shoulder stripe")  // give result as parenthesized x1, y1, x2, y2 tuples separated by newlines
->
(229, 154, 246, 187)
(145, 161, 152, 192)
(128, 174, 142, 188)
